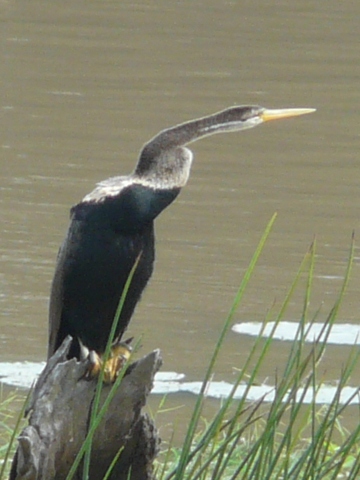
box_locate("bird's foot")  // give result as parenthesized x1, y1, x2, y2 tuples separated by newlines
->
(86, 339, 133, 384)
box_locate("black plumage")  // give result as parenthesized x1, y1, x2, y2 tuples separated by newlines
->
(48, 105, 315, 359)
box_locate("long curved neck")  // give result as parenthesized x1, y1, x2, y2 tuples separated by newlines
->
(135, 106, 261, 175)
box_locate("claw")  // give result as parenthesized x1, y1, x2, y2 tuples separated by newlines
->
(85, 339, 133, 383)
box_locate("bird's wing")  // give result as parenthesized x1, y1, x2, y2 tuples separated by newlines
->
(47, 228, 70, 359)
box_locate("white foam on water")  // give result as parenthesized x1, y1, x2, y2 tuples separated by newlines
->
(232, 321, 360, 345)
(1, 361, 359, 404)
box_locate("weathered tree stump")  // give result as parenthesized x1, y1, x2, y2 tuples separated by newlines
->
(10, 336, 162, 480)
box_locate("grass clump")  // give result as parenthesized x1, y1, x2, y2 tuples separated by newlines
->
(155, 225, 360, 479)
(0, 389, 29, 480)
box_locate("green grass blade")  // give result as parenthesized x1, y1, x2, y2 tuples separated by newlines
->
(166, 213, 277, 480)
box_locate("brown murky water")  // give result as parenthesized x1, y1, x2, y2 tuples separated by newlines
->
(1, 0, 360, 424)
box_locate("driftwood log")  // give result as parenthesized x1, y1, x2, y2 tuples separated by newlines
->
(10, 336, 162, 480)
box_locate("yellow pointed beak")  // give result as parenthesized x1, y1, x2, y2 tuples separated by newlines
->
(260, 107, 316, 123)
